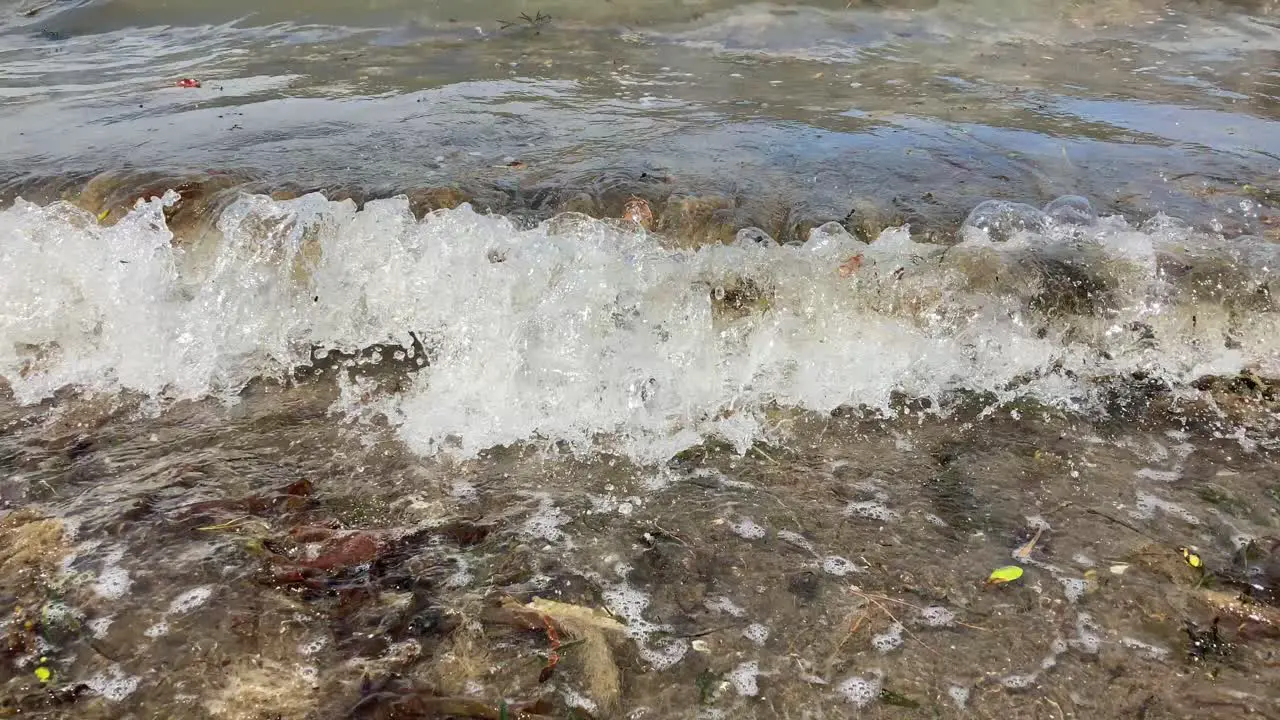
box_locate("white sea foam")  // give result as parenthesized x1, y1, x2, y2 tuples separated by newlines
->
(1, 193, 1274, 464)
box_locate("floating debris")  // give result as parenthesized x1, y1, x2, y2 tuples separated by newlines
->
(987, 565, 1024, 585)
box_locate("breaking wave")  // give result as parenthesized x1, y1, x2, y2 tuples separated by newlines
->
(1, 190, 1276, 462)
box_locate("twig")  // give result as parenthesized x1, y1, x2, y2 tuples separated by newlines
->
(825, 602, 869, 666)
(667, 625, 736, 639)
(648, 523, 689, 547)
(849, 589, 988, 632)
(1043, 500, 1073, 516)
(751, 445, 779, 465)
(855, 592, 939, 655)
(1083, 508, 1151, 539)
(196, 515, 255, 532)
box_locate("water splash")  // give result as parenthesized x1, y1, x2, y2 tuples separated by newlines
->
(1, 190, 1276, 463)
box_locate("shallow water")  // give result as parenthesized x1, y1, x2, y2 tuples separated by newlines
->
(1, 1, 1280, 719)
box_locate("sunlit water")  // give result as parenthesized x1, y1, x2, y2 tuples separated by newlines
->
(1, 1, 1279, 719)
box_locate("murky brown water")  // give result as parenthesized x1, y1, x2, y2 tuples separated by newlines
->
(4, 0, 1280, 718)
(2, 371, 1279, 719)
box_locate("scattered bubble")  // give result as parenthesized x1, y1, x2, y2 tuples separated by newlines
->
(1001, 674, 1037, 690)
(872, 622, 904, 652)
(948, 685, 970, 709)
(298, 637, 327, 656)
(296, 665, 320, 687)
(1071, 613, 1102, 654)
(777, 529, 817, 555)
(1061, 577, 1088, 603)
(638, 637, 688, 671)
(1025, 515, 1052, 531)
(730, 517, 767, 540)
(704, 596, 746, 617)
(86, 665, 140, 701)
(562, 687, 598, 713)
(446, 557, 473, 588)
(450, 481, 479, 503)
(843, 500, 897, 523)
(522, 495, 570, 542)
(837, 674, 882, 707)
(604, 583, 688, 670)
(1120, 637, 1169, 661)
(1131, 492, 1199, 525)
(743, 623, 770, 646)
(92, 565, 131, 600)
(919, 606, 955, 628)
(821, 556, 860, 576)
(1134, 468, 1180, 482)
(88, 616, 113, 638)
(168, 586, 213, 614)
(728, 661, 760, 696)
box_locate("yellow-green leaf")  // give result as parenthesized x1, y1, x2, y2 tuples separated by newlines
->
(34, 666, 51, 684)
(987, 565, 1024, 585)
(97, 209, 110, 222)
(1180, 547, 1202, 569)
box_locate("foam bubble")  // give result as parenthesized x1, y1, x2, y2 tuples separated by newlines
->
(821, 556, 860, 576)
(604, 583, 687, 670)
(728, 661, 760, 696)
(919, 606, 955, 628)
(871, 622, 904, 653)
(298, 637, 327, 656)
(522, 495, 570, 542)
(450, 480, 479, 503)
(562, 687, 598, 713)
(948, 685, 970, 709)
(1025, 515, 1052, 531)
(144, 622, 169, 638)
(638, 637, 688, 671)
(777, 529, 817, 555)
(296, 665, 320, 687)
(844, 500, 898, 523)
(1001, 674, 1037, 690)
(743, 623, 770, 646)
(1061, 577, 1088, 603)
(86, 665, 141, 701)
(1120, 637, 1169, 661)
(1134, 468, 1181, 482)
(88, 616, 114, 638)
(169, 586, 213, 614)
(729, 517, 767, 540)
(446, 557, 473, 588)
(92, 565, 132, 600)
(837, 674, 882, 708)
(704, 596, 746, 617)
(1131, 492, 1200, 525)
(1071, 613, 1103, 654)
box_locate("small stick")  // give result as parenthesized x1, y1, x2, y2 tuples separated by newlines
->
(850, 589, 988, 632)
(752, 445, 779, 465)
(857, 592, 938, 656)
(649, 523, 689, 547)
(1083, 508, 1151, 539)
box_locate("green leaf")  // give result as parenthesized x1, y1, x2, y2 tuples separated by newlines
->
(987, 565, 1024, 585)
